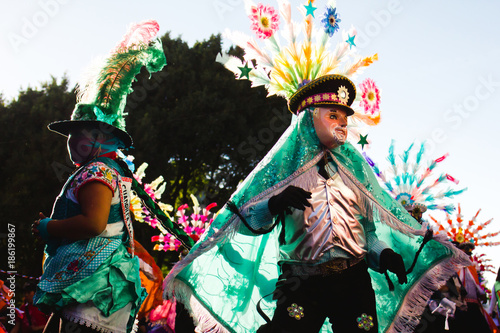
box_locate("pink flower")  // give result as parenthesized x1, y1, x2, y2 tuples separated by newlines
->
(178, 215, 188, 225)
(359, 78, 381, 115)
(178, 204, 189, 211)
(144, 184, 155, 199)
(249, 3, 279, 39)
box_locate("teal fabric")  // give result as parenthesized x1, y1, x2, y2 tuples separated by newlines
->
(37, 218, 52, 241)
(36, 245, 145, 330)
(34, 157, 144, 333)
(167, 111, 467, 333)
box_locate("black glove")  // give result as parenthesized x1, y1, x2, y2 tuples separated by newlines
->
(380, 249, 407, 284)
(268, 186, 312, 216)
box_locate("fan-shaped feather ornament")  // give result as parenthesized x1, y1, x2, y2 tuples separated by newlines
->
(216, 0, 382, 147)
(429, 204, 499, 248)
(76, 19, 166, 132)
(364, 141, 467, 216)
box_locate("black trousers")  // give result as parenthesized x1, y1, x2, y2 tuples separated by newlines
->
(258, 260, 378, 333)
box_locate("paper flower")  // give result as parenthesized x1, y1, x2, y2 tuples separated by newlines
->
(249, 3, 279, 39)
(152, 195, 217, 252)
(395, 193, 413, 207)
(357, 313, 374, 331)
(287, 303, 304, 320)
(430, 203, 500, 247)
(322, 6, 341, 37)
(359, 78, 381, 115)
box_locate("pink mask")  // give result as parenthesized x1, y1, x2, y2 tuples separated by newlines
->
(311, 107, 348, 149)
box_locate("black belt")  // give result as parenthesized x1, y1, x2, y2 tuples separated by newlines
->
(283, 256, 365, 277)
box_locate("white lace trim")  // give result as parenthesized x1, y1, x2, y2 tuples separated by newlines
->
(61, 301, 134, 333)
(172, 279, 230, 333)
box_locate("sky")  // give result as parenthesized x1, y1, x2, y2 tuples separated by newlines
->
(1, 0, 499, 285)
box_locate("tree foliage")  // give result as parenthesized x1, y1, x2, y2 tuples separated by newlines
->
(127, 33, 290, 207)
(0, 33, 290, 281)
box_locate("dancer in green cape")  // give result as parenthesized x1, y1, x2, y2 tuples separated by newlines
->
(165, 2, 470, 332)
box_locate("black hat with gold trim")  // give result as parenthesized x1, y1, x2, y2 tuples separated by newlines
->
(288, 74, 356, 115)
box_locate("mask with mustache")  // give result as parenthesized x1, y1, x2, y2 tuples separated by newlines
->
(311, 107, 348, 149)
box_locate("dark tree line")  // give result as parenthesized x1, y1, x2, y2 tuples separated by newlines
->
(0, 33, 290, 282)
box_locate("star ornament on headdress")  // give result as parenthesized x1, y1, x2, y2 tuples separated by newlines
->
(304, 1, 317, 18)
(238, 62, 252, 79)
(357, 134, 368, 150)
(346, 33, 356, 49)
(217, 0, 382, 146)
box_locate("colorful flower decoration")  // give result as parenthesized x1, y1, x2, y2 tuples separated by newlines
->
(218, 0, 381, 147)
(287, 303, 304, 320)
(322, 6, 341, 37)
(395, 193, 413, 207)
(67, 260, 80, 273)
(130, 162, 173, 230)
(357, 313, 374, 331)
(364, 141, 466, 217)
(359, 78, 381, 116)
(151, 198, 216, 251)
(249, 3, 279, 39)
(128, 157, 217, 252)
(430, 203, 499, 247)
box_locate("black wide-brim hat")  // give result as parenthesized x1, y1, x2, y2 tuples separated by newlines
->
(288, 74, 356, 115)
(48, 120, 133, 149)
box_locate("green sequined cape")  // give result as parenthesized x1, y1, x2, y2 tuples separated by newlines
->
(164, 111, 470, 333)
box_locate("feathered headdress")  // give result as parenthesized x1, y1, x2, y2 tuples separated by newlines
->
(48, 20, 166, 148)
(217, 0, 382, 147)
(364, 141, 467, 216)
(430, 203, 500, 248)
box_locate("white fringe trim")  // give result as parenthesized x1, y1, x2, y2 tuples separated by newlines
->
(60, 312, 136, 333)
(325, 151, 472, 331)
(329, 151, 416, 236)
(165, 150, 472, 333)
(388, 243, 471, 333)
(173, 279, 230, 333)
(164, 154, 323, 298)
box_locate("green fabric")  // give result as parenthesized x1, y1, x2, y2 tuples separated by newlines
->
(495, 281, 500, 314)
(37, 244, 145, 332)
(168, 111, 465, 333)
(71, 40, 166, 131)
